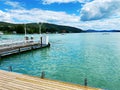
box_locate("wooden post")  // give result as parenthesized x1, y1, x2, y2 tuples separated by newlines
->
(0, 55, 1, 60)
(41, 71, 45, 79)
(48, 42, 50, 47)
(40, 37, 42, 47)
(8, 66, 12, 71)
(84, 78, 87, 86)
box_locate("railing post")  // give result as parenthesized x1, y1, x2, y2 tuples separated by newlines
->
(0, 55, 1, 60)
(19, 48, 21, 53)
(41, 71, 45, 79)
(84, 78, 87, 86)
(31, 46, 33, 50)
(8, 66, 12, 71)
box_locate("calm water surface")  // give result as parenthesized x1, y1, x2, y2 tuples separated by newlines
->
(0, 33, 120, 90)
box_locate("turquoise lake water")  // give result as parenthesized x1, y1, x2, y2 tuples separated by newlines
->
(0, 33, 120, 90)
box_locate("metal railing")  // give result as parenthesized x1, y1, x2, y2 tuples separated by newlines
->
(0, 39, 41, 48)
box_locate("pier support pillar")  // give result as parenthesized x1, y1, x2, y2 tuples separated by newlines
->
(19, 48, 21, 53)
(31, 46, 33, 50)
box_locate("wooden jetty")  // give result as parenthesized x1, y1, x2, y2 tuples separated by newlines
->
(0, 70, 101, 90)
(0, 37, 50, 58)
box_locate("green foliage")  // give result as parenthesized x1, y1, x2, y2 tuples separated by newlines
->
(0, 22, 83, 34)
(15, 24, 24, 34)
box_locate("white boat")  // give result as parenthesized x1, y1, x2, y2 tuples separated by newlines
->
(0, 31, 3, 35)
(102, 32, 110, 35)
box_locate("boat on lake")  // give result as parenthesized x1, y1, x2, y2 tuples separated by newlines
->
(102, 32, 110, 35)
(0, 31, 3, 35)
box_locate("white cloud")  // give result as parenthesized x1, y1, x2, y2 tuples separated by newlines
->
(80, 0, 120, 21)
(4, 1, 24, 9)
(42, 0, 90, 4)
(1, 8, 120, 30)
(1, 8, 79, 24)
(0, 0, 120, 30)
(0, 10, 12, 22)
(77, 18, 120, 30)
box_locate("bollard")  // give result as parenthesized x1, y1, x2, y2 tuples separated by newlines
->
(40, 37, 42, 47)
(9, 66, 12, 71)
(41, 71, 45, 79)
(84, 78, 87, 86)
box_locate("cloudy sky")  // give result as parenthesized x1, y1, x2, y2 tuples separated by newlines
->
(0, 0, 120, 30)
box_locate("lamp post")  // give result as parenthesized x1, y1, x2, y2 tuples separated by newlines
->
(39, 22, 43, 36)
(24, 24, 28, 43)
(24, 24, 27, 37)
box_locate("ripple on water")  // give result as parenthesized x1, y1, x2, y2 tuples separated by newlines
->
(0, 33, 120, 90)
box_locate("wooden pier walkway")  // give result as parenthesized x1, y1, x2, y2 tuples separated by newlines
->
(0, 70, 101, 90)
(0, 41, 50, 58)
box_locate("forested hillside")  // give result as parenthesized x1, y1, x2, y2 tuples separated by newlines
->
(0, 22, 84, 34)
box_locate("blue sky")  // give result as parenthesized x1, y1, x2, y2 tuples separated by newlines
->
(0, 0, 120, 30)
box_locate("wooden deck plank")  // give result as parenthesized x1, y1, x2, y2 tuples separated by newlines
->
(0, 70, 102, 90)
(0, 41, 49, 57)
(0, 73, 77, 90)
(0, 70, 90, 90)
(0, 75, 62, 90)
(0, 78, 41, 90)
(0, 70, 96, 90)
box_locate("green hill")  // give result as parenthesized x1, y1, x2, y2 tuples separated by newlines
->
(0, 22, 83, 34)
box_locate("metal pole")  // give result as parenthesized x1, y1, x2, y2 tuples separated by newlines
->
(39, 22, 41, 35)
(39, 22, 43, 35)
(24, 24, 27, 37)
(24, 24, 27, 43)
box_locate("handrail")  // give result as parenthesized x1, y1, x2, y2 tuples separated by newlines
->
(0, 39, 41, 47)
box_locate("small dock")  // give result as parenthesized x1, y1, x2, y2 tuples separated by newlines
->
(0, 36, 50, 58)
(0, 70, 101, 90)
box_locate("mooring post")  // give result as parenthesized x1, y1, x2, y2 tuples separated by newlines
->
(48, 42, 50, 47)
(40, 37, 42, 47)
(84, 78, 87, 86)
(0, 55, 1, 60)
(31, 45, 33, 50)
(41, 71, 45, 79)
(8, 66, 12, 71)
